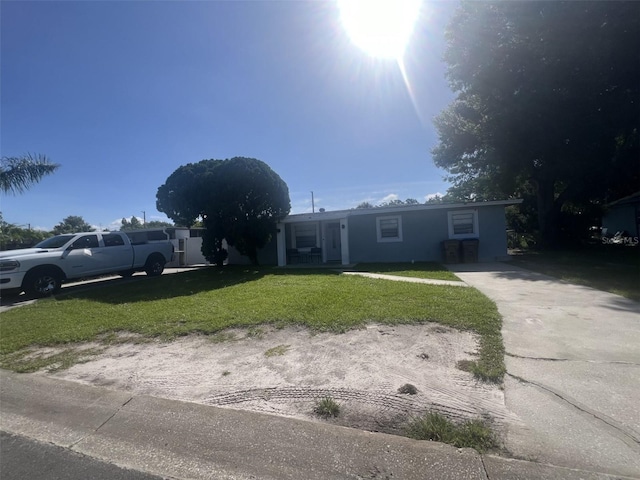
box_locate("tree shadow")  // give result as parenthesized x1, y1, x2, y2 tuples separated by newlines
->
(448, 262, 640, 315)
(54, 266, 342, 305)
(0, 291, 38, 310)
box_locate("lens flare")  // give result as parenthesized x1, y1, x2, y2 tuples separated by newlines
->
(338, 0, 422, 59)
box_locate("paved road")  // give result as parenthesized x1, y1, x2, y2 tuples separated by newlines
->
(449, 262, 640, 478)
(1, 431, 163, 480)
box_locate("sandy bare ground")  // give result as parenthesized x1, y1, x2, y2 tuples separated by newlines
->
(44, 324, 517, 437)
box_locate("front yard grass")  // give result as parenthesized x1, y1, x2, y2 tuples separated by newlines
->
(352, 262, 461, 281)
(0, 266, 503, 381)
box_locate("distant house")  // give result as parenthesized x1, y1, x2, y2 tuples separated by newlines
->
(129, 227, 207, 268)
(274, 199, 522, 266)
(602, 191, 640, 237)
(148, 227, 277, 267)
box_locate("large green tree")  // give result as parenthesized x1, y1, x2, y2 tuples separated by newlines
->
(52, 215, 95, 235)
(433, 1, 639, 245)
(144, 220, 174, 229)
(0, 153, 60, 194)
(157, 157, 290, 265)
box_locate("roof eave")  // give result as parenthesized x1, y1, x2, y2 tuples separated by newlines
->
(280, 199, 523, 223)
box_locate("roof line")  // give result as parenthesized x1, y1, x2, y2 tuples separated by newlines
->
(282, 198, 523, 222)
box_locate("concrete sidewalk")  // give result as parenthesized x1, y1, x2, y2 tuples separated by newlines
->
(449, 262, 640, 479)
(341, 271, 470, 287)
(1, 370, 629, 480)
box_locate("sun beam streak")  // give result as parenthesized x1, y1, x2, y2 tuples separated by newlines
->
(397, 57, 429, 130)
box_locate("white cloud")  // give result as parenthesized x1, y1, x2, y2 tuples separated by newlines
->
(424, 192, 444, 201)
(106, 218, 126, 231)
(378, 193, 399, 204)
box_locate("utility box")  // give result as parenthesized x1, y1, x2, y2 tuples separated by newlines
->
(462, 239, 480, 263)
(442, 240, 461, 264)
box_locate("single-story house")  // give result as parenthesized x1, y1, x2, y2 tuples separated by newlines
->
(275, 199, 522, 266)
(142, 199, 521, 267)
(602, 191, 640, 238)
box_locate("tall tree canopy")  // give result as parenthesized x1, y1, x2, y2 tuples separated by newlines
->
(52, 215, 95, 235)
(120, 216, 143, 230)
(433, 1, 639, 245)
(0, 213, 50, 250)
(120, 216, 173, 230)
(0, 153, 60, 195)
(156, 157, 290, 265)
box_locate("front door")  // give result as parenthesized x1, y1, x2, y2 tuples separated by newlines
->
(325, 223, 342, 262)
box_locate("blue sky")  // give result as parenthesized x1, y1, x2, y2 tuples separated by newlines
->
(1, 1, 456, 231)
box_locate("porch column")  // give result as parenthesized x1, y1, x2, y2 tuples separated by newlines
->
(340, 217, 349, 265)
(276, 223, 286, 266)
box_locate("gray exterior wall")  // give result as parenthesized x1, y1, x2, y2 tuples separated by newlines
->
(476, 205, 509, 261)
(348, 205, 508, 263)
(348, 209, 446, 263)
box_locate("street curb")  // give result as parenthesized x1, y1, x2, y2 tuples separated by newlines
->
(2, 370, 633, 480)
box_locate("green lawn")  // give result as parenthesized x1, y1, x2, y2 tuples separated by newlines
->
(510, 246, 640, 301)
(0, 266, 503, 381)
(352, 262, 461, 281)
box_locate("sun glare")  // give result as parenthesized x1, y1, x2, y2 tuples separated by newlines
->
(338, 0, 421, 59)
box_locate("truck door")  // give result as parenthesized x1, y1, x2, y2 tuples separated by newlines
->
(64, 234, 103, 277)
(99, 233, 134, 272)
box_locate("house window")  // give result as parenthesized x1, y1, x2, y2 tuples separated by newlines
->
(294, 223, 317, 248)
(376, 215, 402, 242)
(448, 210, 479, 239)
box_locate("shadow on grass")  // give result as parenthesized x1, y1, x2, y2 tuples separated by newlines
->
(55, 266, 342, 305)
(508, 246, 640, 303)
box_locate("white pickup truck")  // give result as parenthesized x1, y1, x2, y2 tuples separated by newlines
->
(0, 231, 174, 297)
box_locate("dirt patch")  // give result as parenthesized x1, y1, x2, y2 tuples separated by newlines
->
(45, 324, 516, 435)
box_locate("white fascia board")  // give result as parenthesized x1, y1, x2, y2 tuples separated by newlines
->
(282, 199, 522, 223)
(359, 199, 523, 216)
(281, 211, 348, 223)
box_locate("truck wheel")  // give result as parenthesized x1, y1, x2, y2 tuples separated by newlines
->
(145, 254, 165, 277)
(118, 270, 135, 278)
(23, 268, 62, 297)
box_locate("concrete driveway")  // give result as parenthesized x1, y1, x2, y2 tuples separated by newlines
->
(449, 262, 640, 478)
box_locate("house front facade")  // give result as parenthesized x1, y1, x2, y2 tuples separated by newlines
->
(275, 200, 521, 266)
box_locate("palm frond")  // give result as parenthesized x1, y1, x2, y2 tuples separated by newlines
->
(0, 153, 60, 194)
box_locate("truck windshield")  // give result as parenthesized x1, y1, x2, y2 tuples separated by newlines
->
(35, 235, 75, 249)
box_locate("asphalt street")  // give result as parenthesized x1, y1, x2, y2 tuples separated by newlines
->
(0, 431, 164, 480)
